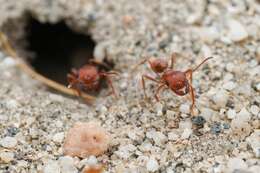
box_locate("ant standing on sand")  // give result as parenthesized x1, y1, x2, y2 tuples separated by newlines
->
(67, 60, 119, 100)
(135, 53, 213, 115)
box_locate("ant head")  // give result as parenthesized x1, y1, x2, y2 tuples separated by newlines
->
(149, 57, 168, 73)
(79, 65, 100, 83)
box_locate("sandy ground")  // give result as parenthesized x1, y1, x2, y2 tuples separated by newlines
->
(0, 0, 259, 172)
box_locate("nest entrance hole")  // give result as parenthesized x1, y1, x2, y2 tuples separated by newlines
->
(26, 17, 96, 85)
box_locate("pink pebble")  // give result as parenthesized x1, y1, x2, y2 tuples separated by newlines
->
(63, 122, 110, 158)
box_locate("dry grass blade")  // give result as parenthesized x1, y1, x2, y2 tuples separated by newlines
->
(0, 31, 95, 102)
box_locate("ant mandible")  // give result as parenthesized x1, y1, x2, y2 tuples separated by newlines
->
(136, 53, 213, 115)
(67, 60, 119, 100)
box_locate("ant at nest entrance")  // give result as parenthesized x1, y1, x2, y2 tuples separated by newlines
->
(1, 16, 115, 99)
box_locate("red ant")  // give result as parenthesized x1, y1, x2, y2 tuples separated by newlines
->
(135, 53, 213, 115)
(67, 60, 118, 100)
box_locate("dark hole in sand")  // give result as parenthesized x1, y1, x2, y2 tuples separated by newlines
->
(26, 18, 96, 85)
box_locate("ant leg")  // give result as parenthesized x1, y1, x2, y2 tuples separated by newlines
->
(185, 69, 195, 116)
(101, 71, 120, 76)
(154, 84, 167, 101)
(67, 74, 77, 88)
(142, 74, 160, 99)
(131, 57, 149, 72)
(170, 52, 177, 69)
(100, 73, 118, 98)
(88, 59, 111, 69)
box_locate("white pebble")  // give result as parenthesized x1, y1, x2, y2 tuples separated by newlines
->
(58, 156, 77, 173)
(227, 19, 248, 42)
(223, 81, 237, 91)
(250, 105, 259, 116)
(146, 130, 166, 146)
(6, 99, 19, 109)
(237, 108, 251, 122)
(200, 45, 212, 57)
(256, 83, 260, 91)
(212, 90, 229, 108)
(58, 156, 74, 165)
(0, 151, 14, 163)
(43, 161, 61, 173)
(168, 132, 179, 141)
(249, 166, 260, 173)
(94, 42, 107, 62)
(0, 136, 17, 148)
(77, 156, 97, 168)
(86, 155, 98, 165)
(155, 102, 163, 116)
(179, 120, 192, 130)
(226, 109, 236, 119)
(115, 144, 136, 160)
(246, 130, 260, 158)
(225, 63, 235, 72)
(235, 84, 252, 96)
(227, 158, 248, 172)
(179, 104, 190, 114)
(52, 132, 64, 143)
(49, 94, 64, 102)
(231, 108, 251, 130)
(200, 108, 214, 121)
(146, 157, 159, 172)
(166, 110, 176, 117)
(181, 128, 192, 139)
(200, 27, 220, 43)
(1, 57, 17, 67)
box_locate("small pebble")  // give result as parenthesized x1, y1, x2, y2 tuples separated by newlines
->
(59, 156, 78, 173)
(146, 157, 159, 172)
(211, 122, 222, 134)
(191, 116, 206, 128)
(246, 130, 260, 158)
(86, 155, 98, 166)
(223, 81, 237, 91)
(231, 108, 251, 131)
(249, 165, 260, 173)
(227, 19, 248, 42)
(1, 57, 16, 67)
(223, 123, 230, 129)
(200, 27, 220, 43)
(181, 128, 192, 139)
(167, 132, 179, 141)
(250, 105, 259, 116)
(43, 161, 61, 173)
(212, 90, 229, 108)
(0, 151, 14, 163)
(226, 109, 236, 119)
(94, 42, 108, 62)
(77, 156, 98, 168)
(256, 83, 260, 91)
(200, 108, 214, 121)
(0, 136, 17, 148)
(146, 131, 167, 146)
(237, 108, 251, 122)
(227, 158, 248, 172)
(115, 144, 136, 160)
(6, 126, 19, 136)
(52, 132, 65, 143)
(179, 104, 190, 114)
(49, 94, 64, 103)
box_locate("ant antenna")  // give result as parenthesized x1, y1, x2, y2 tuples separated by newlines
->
(131, 57, 150, 72)
(192, 57, 213, 72)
